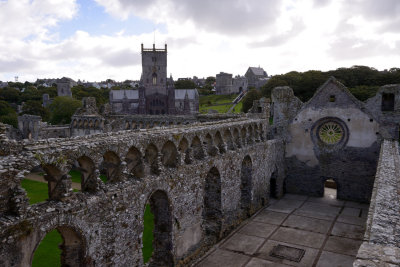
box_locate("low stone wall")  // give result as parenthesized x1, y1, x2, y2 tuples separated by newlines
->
(354, 140, 400, 266)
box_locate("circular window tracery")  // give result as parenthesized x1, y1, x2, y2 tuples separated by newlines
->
(318, 121, 344, 145)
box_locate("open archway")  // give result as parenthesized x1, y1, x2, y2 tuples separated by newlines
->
(77, 156, 97, 192)
(144, 190, 174, 266)
(240, 156, 253, 218)
(214, 131, 226, 154)
(126, 147, 144, 178)
(178, 137, 191, 164)
(145, 144, 160, 175)
(32, 226, 87, 267)
(161, 141, 178, 168)
(270, 171, 278, 199)
(324, 178, 337, 199)
(191, 136, 204, 160)
(203, 167, 222, 244)
(102, 151, 121, 182)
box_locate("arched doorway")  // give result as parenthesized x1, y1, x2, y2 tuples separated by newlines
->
(144, 190, 173, 266)
(32, 226, 86, 267)
(240, 156, 252, 217)
(203, 167, 222, 244)
(324, 178, 337, 199)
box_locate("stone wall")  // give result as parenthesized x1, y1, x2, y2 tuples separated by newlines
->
(0, 118, 285, 266)
(354, 140, 400, 266)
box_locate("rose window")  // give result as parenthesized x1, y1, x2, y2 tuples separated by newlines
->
(318, 121, 344, 145)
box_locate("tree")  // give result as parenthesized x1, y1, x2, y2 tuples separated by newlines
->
(22, 100, 50, 121)
(261, 78, 288, 98)
(71, 85, 110, 106)
(0, 100, 17, 127)
(205, 76, 216, 85)
(174, 80, 197, 89)
(49, 97, 82, 125)
(242, 89, 262, 113)
(0, 87, 21, 103)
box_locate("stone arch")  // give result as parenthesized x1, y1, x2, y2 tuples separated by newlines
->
(145, 190, 174, 266)
(247, 125, 254, 144)
(270, 171, 278, 198)
(42, 164, 70, 201)
(83, 120, 88, 128)
(233, 128, 241, 148)
(241, 127, 247, 146)
(102, 151, 121, 182)
(31, 226, 87, 267)
(240, 156, 253, 218)
(259, 123, 265, 141)
(88, 120, 93, 128)
(214, 131, 226, 154)
(203, 167, 222, 244)
(254, 124, 260, 142)
(161, 141, 178, 168)
(77, 156, 98, 192)
(178, 137, 191, 164)
(204, 133, 217, 156)
(145, 143, 160, 175)
(125, 146, 144, 178)
(78, 120, 82, 127)
(223, 129, 235, 150)
(191, 136, 204, 160)
(125, 122, 130, 130)
(95, 120, 99, 128)
(73, 119, 77, 127)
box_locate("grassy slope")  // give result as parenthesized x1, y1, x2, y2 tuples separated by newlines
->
(69, 170, 107, 183)
(32, 230, 62, 267)
(199, 94, 243, 114)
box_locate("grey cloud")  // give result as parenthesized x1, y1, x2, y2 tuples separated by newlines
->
(248, 18, 305, 48)
(0, 58, 36, 72)
(328, 37, 395, 60)
(102, 49, 140, 67)
(97, 0, 282, 36)
(313, 0, 331, 8)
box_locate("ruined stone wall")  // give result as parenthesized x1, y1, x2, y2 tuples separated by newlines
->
(0, 118, 285, 266)
(283, 78, 381, 202)
(354, 140, 400, 266)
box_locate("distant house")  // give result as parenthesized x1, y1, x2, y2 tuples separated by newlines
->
(216, 72, 233, 95)
(56, 77, 76, 97)
(245, 67, 269, 89)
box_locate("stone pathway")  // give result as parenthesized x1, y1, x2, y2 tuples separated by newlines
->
(25, 173, 81, 190)
(195, 191, 369, 267)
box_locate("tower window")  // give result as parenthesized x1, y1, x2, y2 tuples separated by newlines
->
(152, 73, 157, 85)
(329, 95, 336, 102)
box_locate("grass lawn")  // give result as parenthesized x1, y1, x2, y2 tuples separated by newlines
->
(200, 102, 242, 114)
(32, 229, 62, 267)
(199, 94, 237, 106)
(21, 179, 48, 204)
(142, 204, 154, 263)
(69, 170, 108, 183)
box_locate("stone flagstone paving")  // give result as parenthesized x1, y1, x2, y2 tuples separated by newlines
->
(195, 191, 369, 267)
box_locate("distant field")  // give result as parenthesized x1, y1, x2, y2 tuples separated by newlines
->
(199, 94, 242, 114)
(21, 179, 48, 204)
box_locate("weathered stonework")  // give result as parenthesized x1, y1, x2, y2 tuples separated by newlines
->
(0, 118, 285, 266)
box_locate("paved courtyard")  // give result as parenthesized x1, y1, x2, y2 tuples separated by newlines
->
(195, 190, 369, 267)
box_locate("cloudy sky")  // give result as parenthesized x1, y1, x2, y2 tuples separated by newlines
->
(0, 0, 399, 82)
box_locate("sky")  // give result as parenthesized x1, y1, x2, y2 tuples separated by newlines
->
(0, 0, 399, 82)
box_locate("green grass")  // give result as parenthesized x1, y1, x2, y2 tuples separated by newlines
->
(21, 179, 48, 204)
(68, 170, 81, 183)
(32, 229, 62, 267)
(142, 204, 154, 263)
(199, 94, 237, 106)
(100, 174, 107, 183)
(200, 102, 242, 114)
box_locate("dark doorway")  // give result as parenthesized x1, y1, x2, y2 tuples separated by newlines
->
(240, 156, 252, 217)
(270, 172, 277, 198)
(324, 178, 337, 199)
(146, 190, 173, 266)
(203, 167, 222, 244)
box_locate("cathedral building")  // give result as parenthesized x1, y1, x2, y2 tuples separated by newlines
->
(109, 44, 199, 115)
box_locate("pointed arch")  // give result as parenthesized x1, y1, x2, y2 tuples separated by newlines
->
(223, 129, 235, 150)
(191, 136, 204, 160)
(204, 133, 217, 156)
(233, 128, 241, 148)
(214, 131, 226, 154)
(178, 137, 191, 164)
(203, 167, 222, 244)
(240, 155, 253, 218)
(77, 156, 97, 192)
(126, 147, 144, 178)
(145, 143, 160, 175)
(161, 141, 178, 168)
(102, 151, 121, 182)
